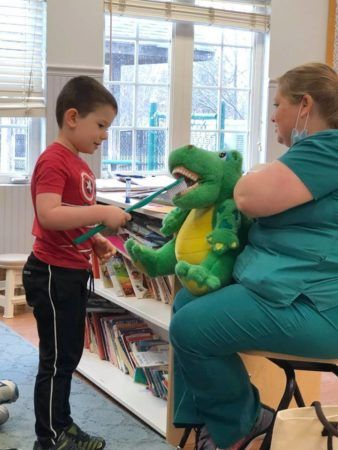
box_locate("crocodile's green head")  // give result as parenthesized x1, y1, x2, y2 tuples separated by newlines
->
(169, 145, 243, 210)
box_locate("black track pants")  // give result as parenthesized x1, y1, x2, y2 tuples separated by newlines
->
(23, 253, 89, 448)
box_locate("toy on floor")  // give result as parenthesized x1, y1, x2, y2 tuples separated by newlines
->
(126, 145, 251, 296)
(0, 380, 19, 426)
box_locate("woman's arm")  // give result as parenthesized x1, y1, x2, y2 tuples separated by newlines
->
(234, 160, 313, 217)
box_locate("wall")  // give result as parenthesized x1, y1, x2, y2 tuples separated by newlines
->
(0, 185, 34, 254)
(1, 0, 331, 253)
(265, 0, 330, 161)
(46, 0, 105, 176)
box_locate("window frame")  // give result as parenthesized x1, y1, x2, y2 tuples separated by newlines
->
(103, 15, 268, 174)
(0, 0, 46, 182)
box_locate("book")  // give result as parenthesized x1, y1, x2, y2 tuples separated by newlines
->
(122, 256, 152, 299)
(130, 339, 169, 353)
(155, 276, 171, 304)
(112, 320, 151, 375)
(99, 262, 114, 289)
(132, 350, 168, 368)
(105, 257, 125, 296)
(107, 254, 135, 296)
(90, 312, 108, 360)
(100, 314, 136, 368)
(84, 316, 91, 349)
(106, 235, 128, 256)
(91, 252, 100, 279)
(87, 293, 124, 312)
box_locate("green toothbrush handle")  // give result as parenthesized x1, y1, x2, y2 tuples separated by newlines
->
(73, 203, 139, 245)
(73, 177, 183, 245)
(73, 223, 106, 244)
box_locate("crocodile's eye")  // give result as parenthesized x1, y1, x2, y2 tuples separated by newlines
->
(218, 152, 227, 159)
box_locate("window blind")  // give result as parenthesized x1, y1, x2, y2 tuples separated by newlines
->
(104, 0, 270, 32)
(0, 0, 46, 117)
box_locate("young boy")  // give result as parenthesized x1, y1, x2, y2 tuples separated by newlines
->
(23, 76, 131, 450)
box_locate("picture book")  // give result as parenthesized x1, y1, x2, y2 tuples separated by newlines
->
(122, 256, 152, 299)
(107, 254, 135, 297)
(99, 262, 114, 289)
(132, 350, 168, 368)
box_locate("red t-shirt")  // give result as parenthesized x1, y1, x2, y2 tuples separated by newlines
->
(31, 142, 96, 269)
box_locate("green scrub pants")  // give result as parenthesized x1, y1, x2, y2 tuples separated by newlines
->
(169, 284, 338, 448)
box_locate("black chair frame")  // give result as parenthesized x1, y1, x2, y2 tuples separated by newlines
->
(176, 358, 338, 450)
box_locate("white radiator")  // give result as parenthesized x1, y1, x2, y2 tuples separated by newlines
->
(0, 184, 34, 254)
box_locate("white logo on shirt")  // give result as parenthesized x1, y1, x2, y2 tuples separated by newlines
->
(81, 172, 95, 203)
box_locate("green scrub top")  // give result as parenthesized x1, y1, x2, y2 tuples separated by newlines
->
(233, 129, 338, 311)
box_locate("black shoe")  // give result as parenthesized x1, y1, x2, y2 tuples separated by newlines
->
(195, 404, 274, 450)
(64, 423, 105, 449)
(33, 431, 79, 450)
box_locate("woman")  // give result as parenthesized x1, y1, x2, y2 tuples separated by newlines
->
(169, 62, 338, 450)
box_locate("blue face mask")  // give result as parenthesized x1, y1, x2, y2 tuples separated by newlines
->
(290, 104, 309, 146)
(290, 128, 309, 145)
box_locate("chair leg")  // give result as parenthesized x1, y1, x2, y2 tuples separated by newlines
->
(260, 360, 297, 450)
(293, 381, 305, 407)
(176, 427, 193, 449)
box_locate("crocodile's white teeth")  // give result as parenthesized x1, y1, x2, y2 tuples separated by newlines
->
(172, 166, 199, 187)
(174, 183, 198, 197)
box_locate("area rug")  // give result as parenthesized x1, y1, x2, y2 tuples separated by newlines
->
(0, 322, 174, 450)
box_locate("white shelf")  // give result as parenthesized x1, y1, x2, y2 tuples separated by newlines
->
(77, 349, 167, 436)
(80, 195, 174, 440)
(94, 279, 171, 331)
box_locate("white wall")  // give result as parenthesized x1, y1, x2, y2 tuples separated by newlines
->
(47, 0, 104, 69)
(46, 0, 105, 176)
(265, 0, 330, 161)
(269, 0, 329, 78)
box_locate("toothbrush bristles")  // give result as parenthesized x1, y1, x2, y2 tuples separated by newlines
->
(166, 177, 187, 199)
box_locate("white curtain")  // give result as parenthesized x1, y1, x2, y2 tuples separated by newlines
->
(104, 0, 270, 31)
(0, 0, 46, 117)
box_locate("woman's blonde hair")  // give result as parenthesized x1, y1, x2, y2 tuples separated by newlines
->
(277, 62, 338, 128)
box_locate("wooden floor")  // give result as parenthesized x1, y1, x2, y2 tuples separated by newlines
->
(2, 305, 338, 450)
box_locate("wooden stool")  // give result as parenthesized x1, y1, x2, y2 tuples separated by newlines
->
(0, 254, 28, 319)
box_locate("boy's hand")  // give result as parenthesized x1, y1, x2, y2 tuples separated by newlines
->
(92, 234, 116, 263)
(102, 205, 131, 231)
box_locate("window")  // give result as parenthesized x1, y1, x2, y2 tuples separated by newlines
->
(191, 26, 259, 159)
(103, 17, 172, 173)
(104, 0, 269, 175)
(0, 0, 46, 181)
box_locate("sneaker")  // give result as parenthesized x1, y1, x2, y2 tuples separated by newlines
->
(0, 405, 9, 425)
(64, 422, 106, 449)
(0, 380, 19, 404)
(33, 431, 79, 450)
(196, 404, 274, 450)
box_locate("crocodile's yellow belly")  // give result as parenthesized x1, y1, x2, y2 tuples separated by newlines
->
(175, 207, 213, 264)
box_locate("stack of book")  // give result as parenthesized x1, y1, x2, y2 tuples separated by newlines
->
(84, 306, 169, 399)
(98, 248, 173, 304)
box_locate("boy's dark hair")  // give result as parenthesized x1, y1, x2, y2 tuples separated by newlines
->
(56, 76, 118, 128)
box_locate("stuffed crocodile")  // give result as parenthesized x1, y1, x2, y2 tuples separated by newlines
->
(125, 145, 250, 296)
